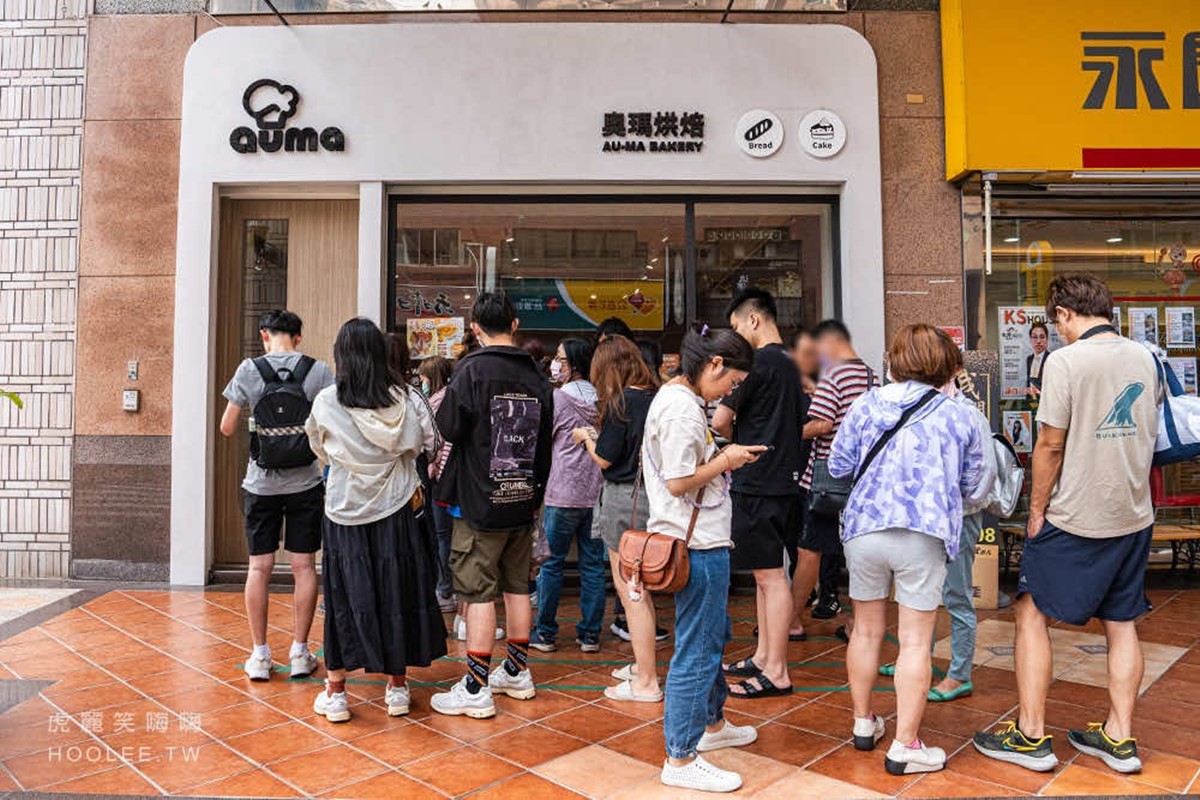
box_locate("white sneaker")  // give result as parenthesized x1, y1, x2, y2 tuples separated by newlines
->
(853, 713, 887, 751)
(453, 615, 505, 641)
(488, 664, 536, 700)
(885, 739, 947, 775)
(697, 720, 758, 752)
(312, 684, 351, 723)
(244, 651, 273, 682)
(385, 683, 410, 716)
(661, 755, 742, 793)
(289, 651, 318, 679)
(431, 675, 496, 719)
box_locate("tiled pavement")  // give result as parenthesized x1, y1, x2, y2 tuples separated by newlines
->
(0, 587, 1198, 798)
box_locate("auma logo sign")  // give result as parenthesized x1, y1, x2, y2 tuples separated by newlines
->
(229, 79, 346, 154)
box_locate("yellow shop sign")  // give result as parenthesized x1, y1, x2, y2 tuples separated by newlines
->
(943, 0, 1200, 179)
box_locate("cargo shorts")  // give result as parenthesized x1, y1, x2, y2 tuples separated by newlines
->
(450, 518, 534, 603)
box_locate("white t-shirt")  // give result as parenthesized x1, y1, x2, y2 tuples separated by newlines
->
(642, 383, 732, 550)
(1036, 335, 1157, 538)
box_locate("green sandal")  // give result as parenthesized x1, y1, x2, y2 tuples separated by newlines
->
(878, 664, 896, 677)
(927, 681, 973, 702)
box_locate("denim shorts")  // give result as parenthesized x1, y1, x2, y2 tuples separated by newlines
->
(844, 528, 948, 611)
(1018, 521, 1152, 625)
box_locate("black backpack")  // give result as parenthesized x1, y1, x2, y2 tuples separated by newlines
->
(249, 355, 317, 470)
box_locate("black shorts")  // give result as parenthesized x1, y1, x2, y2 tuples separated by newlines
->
(1018, 521, 1152, 625)
(797, 497, 843, 556)
(731, 492, 803, 571)
(243, 484, 324, 556)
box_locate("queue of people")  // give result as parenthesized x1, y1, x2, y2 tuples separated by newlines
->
(219, 271, 1159, 792)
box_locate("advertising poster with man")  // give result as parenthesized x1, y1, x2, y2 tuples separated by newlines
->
(998, 306, 1062, 399)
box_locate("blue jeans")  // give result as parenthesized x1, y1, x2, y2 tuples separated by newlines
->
(431, 500, 454, 599)
(535, 506, 606, 640)
(664, 547, 731, 760)
(940, 513, 979, 682)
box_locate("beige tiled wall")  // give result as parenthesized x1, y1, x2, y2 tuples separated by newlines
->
(0, 0, 87, 578)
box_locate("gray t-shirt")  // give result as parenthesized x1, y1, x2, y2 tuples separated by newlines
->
(222, 351, 335, 496)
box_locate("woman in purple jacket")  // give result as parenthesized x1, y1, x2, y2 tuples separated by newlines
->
(529, 339, 607, 653)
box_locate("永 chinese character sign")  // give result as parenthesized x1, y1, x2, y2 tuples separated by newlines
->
(502, 279, 664, 331)
(943, 0, 1200, 177)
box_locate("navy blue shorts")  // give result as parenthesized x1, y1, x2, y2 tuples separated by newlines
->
(1018, 521, 1152, 625)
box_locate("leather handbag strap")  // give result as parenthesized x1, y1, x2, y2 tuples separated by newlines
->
(853, 389, 940, 484)
(683, 487, 706, 545)
(628, 460, 644, 530)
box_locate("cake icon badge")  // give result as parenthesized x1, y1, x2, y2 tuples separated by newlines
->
(798, 109, 846, 158)
(735, 109, 783, 158)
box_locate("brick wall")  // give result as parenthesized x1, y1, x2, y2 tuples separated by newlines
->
(0, 0, 86, 578)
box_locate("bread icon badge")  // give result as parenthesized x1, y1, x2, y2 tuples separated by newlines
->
(735, 109, 783, 159)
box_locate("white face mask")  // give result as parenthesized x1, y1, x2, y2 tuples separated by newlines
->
(550, 359, 568, 383)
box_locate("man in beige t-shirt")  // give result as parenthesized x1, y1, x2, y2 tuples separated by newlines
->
(975, 275, 1156, 778)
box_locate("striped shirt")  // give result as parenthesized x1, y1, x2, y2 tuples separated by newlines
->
(800, 359, 879, 489)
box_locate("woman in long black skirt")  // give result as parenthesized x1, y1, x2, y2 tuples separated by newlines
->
(305, 317, 448, 723)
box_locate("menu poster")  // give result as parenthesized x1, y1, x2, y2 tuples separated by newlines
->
(1129, 307, 1159, 346)
(1003, 410, 1033, 453)
(1167, 357, 1199, 395)
(997, 307, 1062, 399)
(1167, 307, 1197, 349)
(406, 316, 465, 360)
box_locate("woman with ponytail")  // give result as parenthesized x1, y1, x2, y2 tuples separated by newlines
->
(645, 325, 767, 793)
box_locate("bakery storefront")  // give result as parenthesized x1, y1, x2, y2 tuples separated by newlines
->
(171, 23, 885, 584)
(944, 1, 1200, 519)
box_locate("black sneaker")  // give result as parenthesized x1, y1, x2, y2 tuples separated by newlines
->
(973, 721, 1059, 772)
(811, 596, 841, 620)
(529, 630, 557, 653)
(1068, 723, 1142, 774)
(576, 632, 601, 653)
(655, 626, 670, 642)
(610, 616, 632, 642)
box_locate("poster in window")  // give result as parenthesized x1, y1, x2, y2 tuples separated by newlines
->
(406, 316, 465, 360)
(997, 307, 1062, 399)
(1129, 308, 1159, 346)
(1112, 307, 1122, 335)
(1003, 410, 1032, 454)
(1167, 307, 1196, 349)
(1167, 357, 1199, 395)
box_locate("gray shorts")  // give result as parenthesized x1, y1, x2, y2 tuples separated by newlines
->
(592, 480, 650, 552)
(844, 528, 948, 611)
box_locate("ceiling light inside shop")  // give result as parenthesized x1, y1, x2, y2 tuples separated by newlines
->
(1004, 237, 1019, 243)
(1107, 237, 1124, 243)
(645, 264, 654, 270)
(512, 257, 520, 263)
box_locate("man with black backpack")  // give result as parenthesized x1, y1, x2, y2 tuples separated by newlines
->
(220, 310, 334, 683)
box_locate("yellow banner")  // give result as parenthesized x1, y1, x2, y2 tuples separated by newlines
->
(943, 0, 1200, 178)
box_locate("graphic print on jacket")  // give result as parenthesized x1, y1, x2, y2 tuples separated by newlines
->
(490, 394, 542, 480)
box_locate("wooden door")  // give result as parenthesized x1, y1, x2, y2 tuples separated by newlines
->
(213, 199, 359, 568)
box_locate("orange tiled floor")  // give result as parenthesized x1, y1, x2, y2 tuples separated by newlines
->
(0, 587, 1198, 798)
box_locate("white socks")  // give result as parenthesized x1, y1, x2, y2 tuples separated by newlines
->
(289, 641, 309, 658)
(252, 644, 271, 660)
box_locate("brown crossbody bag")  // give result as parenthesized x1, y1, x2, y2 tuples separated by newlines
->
(617, 464, 706, 595)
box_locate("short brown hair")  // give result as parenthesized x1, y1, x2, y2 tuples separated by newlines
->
(888, 324, 960, 387)
(1044, 274, 1113, 322)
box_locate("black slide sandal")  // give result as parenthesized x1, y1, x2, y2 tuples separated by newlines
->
(729, 674, 793, 699)
(722, 658, 761, 678)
